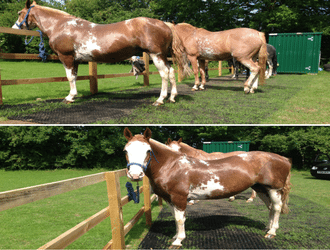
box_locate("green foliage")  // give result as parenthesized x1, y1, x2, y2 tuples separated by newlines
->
(1, 126, 328, 170)
(0, 126, 128, 170)
(0, 0, 329, 57)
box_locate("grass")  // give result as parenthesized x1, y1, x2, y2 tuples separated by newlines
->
(0, 168, 162, 249)
(0, 60, 166, 105)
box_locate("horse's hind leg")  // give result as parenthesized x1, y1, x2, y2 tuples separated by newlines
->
(246, 189, 257, 203)
(239, 58, 259, 94)
(265, 60, 273, 79)
(188, 56, 201, 91)
(198, 59, 206, 90)
(258, 189, 283, 238)
(168, 62, 178, 103)
(265, 189, 283, 238)
(150, 53, 170, 106)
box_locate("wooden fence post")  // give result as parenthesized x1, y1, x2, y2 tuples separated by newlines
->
(143, 52, 149, 86)
(89, 62, 98, 95)
(143, 176, 152, 227)
(105, 172, 125, 250)
(178, 66, 183, 83)
(218, 61, 222, 76)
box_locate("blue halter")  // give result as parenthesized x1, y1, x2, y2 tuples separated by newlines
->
(16, 5, 35, 30)
(127, 150, 158, 172)
(15, 5, 48, 62)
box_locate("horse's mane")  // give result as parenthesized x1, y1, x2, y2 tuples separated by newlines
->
(150, 139, 181, 154)
(38, 5, 72, 17)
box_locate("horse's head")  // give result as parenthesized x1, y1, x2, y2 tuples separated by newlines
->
(166, 138, 183, 152)
(12, 0, 38, 30)
(124, 127, 152, 182)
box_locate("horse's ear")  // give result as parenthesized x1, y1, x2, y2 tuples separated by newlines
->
(178, 138, 183, 143)
(25, 0, 31, 8)
(124, 127, 133, 141)
(144, 128, 152, 141)
(167, 138, 172, 145)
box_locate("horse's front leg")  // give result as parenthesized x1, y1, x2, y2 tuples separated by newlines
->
(60, 56, 79, 103)
(169, 205, 186, 247)
(188, 56, 200, 91)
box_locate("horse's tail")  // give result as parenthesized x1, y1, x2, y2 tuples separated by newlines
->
(281, 171, 292, 214)
(258, 32, 267, 85)
(165, 22, 192, 78)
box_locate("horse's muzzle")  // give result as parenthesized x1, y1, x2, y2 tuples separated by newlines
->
(127, 172, 144, 182)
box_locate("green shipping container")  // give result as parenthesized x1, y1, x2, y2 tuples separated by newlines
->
(269, 32, 322, 74)
(203, 141, 250, 153)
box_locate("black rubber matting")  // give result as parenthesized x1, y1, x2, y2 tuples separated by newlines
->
(7, 84, 198, 124)
(139, 198, 276, 249)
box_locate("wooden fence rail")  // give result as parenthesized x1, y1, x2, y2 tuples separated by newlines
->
(0, 26, 231, 105)
(0, 169, 160, 249)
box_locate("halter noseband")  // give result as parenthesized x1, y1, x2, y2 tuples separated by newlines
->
(127, 150, 158, 172)
(16, 6, 35, 30)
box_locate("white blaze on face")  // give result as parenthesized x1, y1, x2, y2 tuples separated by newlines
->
(125, 141, 151, 180)
(188, 176, 225, 200)
(12, 18, 20, 29)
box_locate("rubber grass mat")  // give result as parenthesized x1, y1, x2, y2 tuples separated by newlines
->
(5, 77, 239, 124)
(139, 189, 330, 249)
(139, 198, 277, 249)
(6, 84, 198, 124)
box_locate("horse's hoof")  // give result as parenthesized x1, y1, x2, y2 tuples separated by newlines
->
(152, 101, 163, 106)
(246, 198, 254, 203)
(62, 99, 74, 104)
(244, 88, 250, 94)
(228, 198, 235, 202)
(191, 88, 198, 91)
(264, 233, 275, 239)
(166, 99, 176, 103)
(169, 245, 182, 249)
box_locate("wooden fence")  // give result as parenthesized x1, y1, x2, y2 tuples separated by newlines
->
(0, 26, 231, 105)
(0, 169, 161, 249)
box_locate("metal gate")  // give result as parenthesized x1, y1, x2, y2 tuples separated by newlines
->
(203, 141, 250, 153)
(269, 32, 322, 74)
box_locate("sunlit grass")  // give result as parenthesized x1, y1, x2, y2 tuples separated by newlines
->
(0, 169, 162, 249)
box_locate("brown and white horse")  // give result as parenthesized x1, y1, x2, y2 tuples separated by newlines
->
(13, 0, 190, 105)
(166, 138, 257, 203)
(169, 23, 267, 94)
(124, 128, 291, 247)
